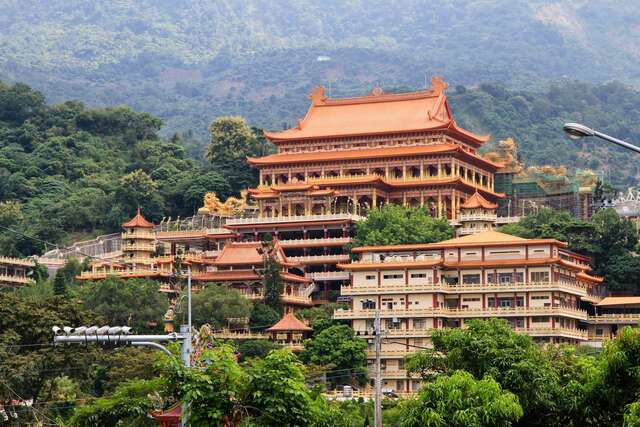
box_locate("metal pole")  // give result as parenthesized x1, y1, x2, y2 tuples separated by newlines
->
(593, 130, 640, 154)
(374, 309, 382, 427)
(180, 267, 193, 427)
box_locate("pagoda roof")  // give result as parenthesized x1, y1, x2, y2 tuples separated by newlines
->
(212, 240, 298, 268)
(597, 296, 640, 307)
(351, 230, 567, 252)
(248, 143, 502, 170)
(122, 208, 155, 228)
(263, 77, 490, 145)
(266, 312, 313, 332)
(460, 191, 498, 210)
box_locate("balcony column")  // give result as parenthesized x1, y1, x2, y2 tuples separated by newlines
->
(420, 191, 424, 207)
(385, 164, 389, 178)
(402, 192, 407, 207)
(372, 189, 377, 208)
(437, 192, 442, 218)
(402, 163, 406, 181)
(259, 170, 263, 186)
(420, 161, 424, 179)
(437, 162, 442, 178)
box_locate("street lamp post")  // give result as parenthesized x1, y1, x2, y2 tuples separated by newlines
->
(563, 123, 640, 154)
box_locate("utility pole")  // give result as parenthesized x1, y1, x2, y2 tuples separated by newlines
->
(374, 309, 382, 427)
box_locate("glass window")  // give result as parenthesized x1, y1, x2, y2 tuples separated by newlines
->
(498, 273, 513, 284)
(365, 275, 376, 280)
(531, 271, 550, 283)
(487, 273, 495, 283)
(462, 274, 481, 284)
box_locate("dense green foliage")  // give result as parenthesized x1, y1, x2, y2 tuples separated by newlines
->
(353, 205, 454, 247)
(249, 303, 281, 331)
(500, 208, 640, 292)
(301, 324, 368, 386)
(259, 236, 285, 315)
(399, 370, 523, 427)
(0, 82, 247, 256)
(405, 319, 640, 427)
(79, 277, 169, 333)
(189, 284, 252, 329)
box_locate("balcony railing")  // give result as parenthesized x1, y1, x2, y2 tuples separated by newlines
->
(341, 281, 589, 296)
(458, 214, 498, 222)
(211, 330, 269, 340)
(587, 313, 640, 323)
(238, 291, 312, 305)
(355, 328, 434, 338)
(279, 237, 352, 247)
(79, 268, 163, 279)
(513, 327, 589, 340)
(121, 243, 156, 251)
(288, 254, 351, 264)
(0, 256, 35, 267)
(308, 271, 350, 281)
(225, 213, 362, 225)
(121, 230, 155, 239)
(0, 274, 35, 285)
(156, 228, 230, 239)
(334, 305, 588, 320)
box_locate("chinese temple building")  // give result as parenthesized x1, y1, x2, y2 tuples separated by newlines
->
(265, 311, 313, 351)
(456, 191, 498, 236)
(334, 230, 618, 393)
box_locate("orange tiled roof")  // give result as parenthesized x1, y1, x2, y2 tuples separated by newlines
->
(263, 77, 489, 145)
(597, 296, 640, 306)
(248, 144, 502, 170)
(266, 312, 313, 332)
(213, 241, 292, 267)
(460, 191, 498, 210)
(576, 272, 604, 283)
(352, 231, 566, 252)
(122, 208, 155, 228)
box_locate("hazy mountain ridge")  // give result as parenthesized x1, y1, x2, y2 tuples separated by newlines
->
(2, 0, 640, 184)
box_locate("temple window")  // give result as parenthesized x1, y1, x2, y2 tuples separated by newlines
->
(409, 166, 420, 178)
(392, 167, 403, 179)
(278, 174, 288, 184)
(443, 164, 452, 176)
(427, 165, 438, 177)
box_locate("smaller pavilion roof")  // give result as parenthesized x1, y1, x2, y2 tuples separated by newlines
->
(122, 208, 155, 228)
(597, 297, 640, 307)
(213, 241, 292, 267)
(266, 312, 313, 332)
(460, 191, 498, 210)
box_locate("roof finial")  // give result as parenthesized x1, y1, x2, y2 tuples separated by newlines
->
(370, 86, 384, 96)
(309, 86, 326, 106)
(431, 76, 448, 93)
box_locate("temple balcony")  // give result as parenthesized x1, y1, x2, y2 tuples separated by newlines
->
(288, 254, 351, 264)
(78, 268, 165, 280)
(237, 290, 313, 306)
(0, 256, 35, 267)
(513, 327, 589, 340)
(121, 243, 156, 252)
(0, 274, 35, 286)
(355, 328, 434, 338)
(458, 213, 497, 222)
(210, 330, 269, 340)
(342, 281, 590, 297)
(366, 349, 415, 358)
(121, 229, 155, 239)
(334, 305, 588, 320)
(279, 237, 352, 248)
(308, 271, 350, 281)
(225, 213, 362, 225)
(586, 313, 640, 324)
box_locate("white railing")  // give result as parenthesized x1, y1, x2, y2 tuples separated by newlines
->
(341, 281, 589, 296)
(121, 230, 155, 239)
(308, 271, 350, 281)
(496, 216, 521, 224)
(457, 227, 482, 235)
(458, 214, 498, 222)
(288, 254, 351, 263)
(279, 237, 352, 246)
(334, 305, 588, 320)
(0, 256, 35, 267)
(355, 328, 434, 338)
(587, 313, 640, 323)
(301, 283, 318, 298)
(0, 274, 35, 285)
(225, 213, 362, 225)
(121, 243, 156, 251)
(513, 327, 589, 340)
(79, 268, 162, 279)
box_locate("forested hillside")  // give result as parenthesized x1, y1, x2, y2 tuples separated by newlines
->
(0, 82, 257, 256)
(2, 0, 640, 138)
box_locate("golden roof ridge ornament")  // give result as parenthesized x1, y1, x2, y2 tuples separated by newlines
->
(309, 86, 326, 106)
(431, 76, 448, 94)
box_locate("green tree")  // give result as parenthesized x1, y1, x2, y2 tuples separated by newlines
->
(80, 277, 168, 333)
(237, 339, 280, 361)
(259, 235, 284, 314)
(301, 324, 368, 386)
(353, 205, 454, 247)
(163, 344, 247, 426)
(206, 116, 260, 193)
(398, 370, 523, 427)
(405, 319, 587, 427)
(249, 302, 281, 331)
(68, 379, 161, 427)
(246, 349, 315, 426)
(53, 258, 83, 296)
(190, 284, 252, 328)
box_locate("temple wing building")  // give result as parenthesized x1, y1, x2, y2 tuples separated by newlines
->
(335, 230, 609, 394)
